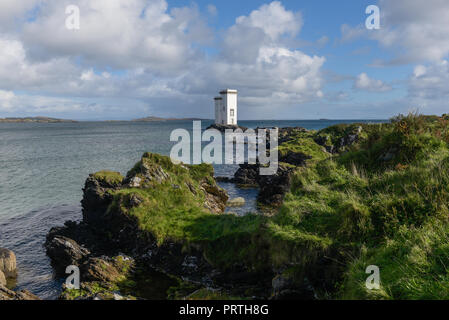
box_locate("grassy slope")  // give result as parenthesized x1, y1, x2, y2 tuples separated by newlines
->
(93, 114, 449, 299)
(276, 114, 449, 299)
(103, 152, 266, 270)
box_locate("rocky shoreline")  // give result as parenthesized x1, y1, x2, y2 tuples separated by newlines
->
(41, 125, 363, 300)
(0, 248, 40, 300)
(6, 115, 449, 300)
(2, 123, 365, 300)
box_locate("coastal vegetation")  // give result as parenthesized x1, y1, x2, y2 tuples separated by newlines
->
(45, 113, 449, 300)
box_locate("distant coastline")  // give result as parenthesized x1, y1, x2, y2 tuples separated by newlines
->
(0, 117, 78, 123)
(0, 116, 207, 123)
(132, 116, 206, 122)
(0, 115, 389, 123)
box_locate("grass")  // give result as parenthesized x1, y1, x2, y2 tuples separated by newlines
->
(93, 170, 124, 186)
(272, 113, 449, 299)
(92, 113, 449, 299)
(340, 222, 449, 300)
(278, 130, 329, 162)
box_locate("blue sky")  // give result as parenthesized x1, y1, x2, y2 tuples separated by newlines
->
(0, 0, 448, 120)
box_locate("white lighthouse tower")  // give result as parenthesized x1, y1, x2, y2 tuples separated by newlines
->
(214, 89, 238, 125)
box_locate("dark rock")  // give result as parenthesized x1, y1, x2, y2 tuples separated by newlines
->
(234, 164, 259, 186)
(185, 181, 197, 195)
(206, 124, 248, 133)
(271, 269, 314, 300)
(45, 236, 90, 274)
(258, 165, 294, 206)
(81, 256, 134, 283)
(314, 135, 329, 146)
(214, 176, 235, 183)
(314, 135, 336, 154)
(279, 152, 311, 167)
(338, 126, 363, 151)
(340, 134, 358, 148)
(379, 147, 398, 162)
(128, 193, 144, 207)
(81, 173, 122, 225)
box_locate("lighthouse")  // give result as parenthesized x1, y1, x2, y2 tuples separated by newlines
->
(214, 89, 238, 125)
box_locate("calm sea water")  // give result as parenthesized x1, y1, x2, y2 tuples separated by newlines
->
(0, 119, 387, 299)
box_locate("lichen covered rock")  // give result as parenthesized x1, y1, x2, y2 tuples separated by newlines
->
(0, 248, 17, 278)
(0, 271, 6, 286)
(227, 197, 246, 207)
(0, 284, 40, 300)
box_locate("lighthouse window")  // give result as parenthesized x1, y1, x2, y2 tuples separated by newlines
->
(230, 109, 235, 116)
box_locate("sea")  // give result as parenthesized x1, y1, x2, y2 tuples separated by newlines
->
(0, 119, 387, 299)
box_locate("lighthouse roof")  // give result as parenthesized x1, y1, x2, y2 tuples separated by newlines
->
(219, 89, 237, 94)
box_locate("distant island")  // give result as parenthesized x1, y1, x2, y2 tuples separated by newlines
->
(0, 116, 209, 123)
(132, 116, 206, 122)
(0, 117, 77, 123)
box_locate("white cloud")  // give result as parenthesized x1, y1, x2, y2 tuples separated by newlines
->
(0, 0, 41, 31)
(409, 60, 449, 101)
(0, 0, 325, 118)
(21, 0, 212, 74)
(0, 90, 16, 111)
(354, 73, 392, 92)
(235, 1, 302, 41)
(176, 2, 325, 108)
(341, 0, 449, 64)
(376, 0, 449, 63)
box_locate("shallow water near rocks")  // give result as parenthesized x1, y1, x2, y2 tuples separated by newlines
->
(0, 119, 387, 299)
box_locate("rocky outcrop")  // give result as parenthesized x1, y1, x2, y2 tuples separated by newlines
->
(81, 171, 123, 225)
(59, 282, 136, 300)
(81, 255, 134, 283)
(45, 153, 235, 299)
(201, 181, 229, 213)
(0, 271, 6, 286)
(227, 197, 246, 207)
(233, 164, 259, 186)
(0, 248, 40, 300)
(315, 125, 363, 154)
(338, 127, 361, 150)
(279, 151, 311, 167)
(271, 270, 314, 300)
(206, 124, 248, 133)
(45, 229, 138, 300)
(229, 126, 314, 206)
(277, 127, 308, 144)
(45, 236, 90, 275)
(258, 165, 295, 206)
(0, 248, 17, 278)
(0, 285, 40, 300)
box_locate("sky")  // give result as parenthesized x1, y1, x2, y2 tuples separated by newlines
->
(0, 0, 448, 120)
